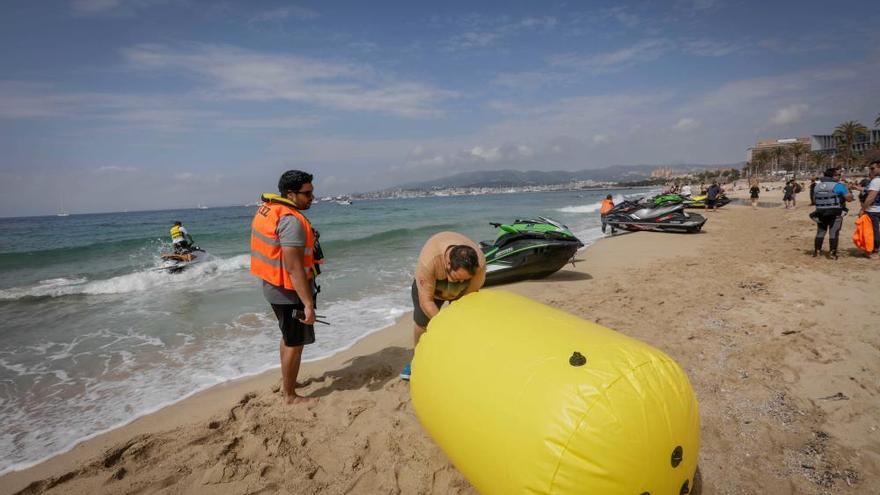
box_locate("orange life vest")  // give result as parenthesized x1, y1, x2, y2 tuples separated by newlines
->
(250, 193, 320, 291)
(599, 198, 614, 214)
(853, 213, 875, 254)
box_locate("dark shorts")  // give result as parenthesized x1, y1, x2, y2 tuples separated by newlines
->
(271, 303, 316, 347)
(411, 281, 446, 328)
(706, 198, 716, 207)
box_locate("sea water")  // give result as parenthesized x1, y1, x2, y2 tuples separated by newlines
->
(0, 189, 644, 474)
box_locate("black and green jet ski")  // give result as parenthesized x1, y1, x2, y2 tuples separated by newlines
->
(480, 217, 583, 286)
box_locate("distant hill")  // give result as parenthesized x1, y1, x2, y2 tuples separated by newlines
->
(389, 163, 741, 190)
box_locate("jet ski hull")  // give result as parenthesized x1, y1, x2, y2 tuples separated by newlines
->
(160, 252, 200, 273)
(605, 213, 706, 233)
(483, 240, 581, 286)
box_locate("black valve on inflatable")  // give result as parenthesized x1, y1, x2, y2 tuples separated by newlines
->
(569, 351, 586, 367)
(671, 446, 683, 467)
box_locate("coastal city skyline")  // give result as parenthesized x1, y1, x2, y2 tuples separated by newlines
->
(1, 0, 879, 216)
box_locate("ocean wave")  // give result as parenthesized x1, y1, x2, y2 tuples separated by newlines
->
(0, 289, 411, 475)
(557, 202, 602, 214)
(320, 223, 460, 252)
(0, 254, 250, 301)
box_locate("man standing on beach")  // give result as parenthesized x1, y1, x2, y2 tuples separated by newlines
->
(403, 232, 486, 380)
(812, 168, 853, 259)
(706, 182, 721, 212)
(599, 194, 615, 234)
(749, 182, 760, 209)
(859, 160, 880, 259)
(251, 170, 323, 403)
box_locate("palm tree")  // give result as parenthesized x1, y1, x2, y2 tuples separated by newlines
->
(833, 120, 869, 166)
(753, 149, 771, 176)
(771, 146, 786, 174)
(875, 113, 879, 128)
(788, 141, 809, 177)
(810, 151, 828, 173)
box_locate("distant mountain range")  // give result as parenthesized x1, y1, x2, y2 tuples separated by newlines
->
(388, 163, 742, 190)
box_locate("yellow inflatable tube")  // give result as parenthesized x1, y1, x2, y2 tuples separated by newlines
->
(411, 290, 700, 495)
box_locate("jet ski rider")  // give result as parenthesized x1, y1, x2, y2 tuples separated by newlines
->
(170, 221, 195, 253)
(402, 232, 486, 381)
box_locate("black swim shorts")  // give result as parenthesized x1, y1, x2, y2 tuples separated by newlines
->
(706, 198, 716, 207)
(411, 280, 445, 327)
(271, 303, 316, 347)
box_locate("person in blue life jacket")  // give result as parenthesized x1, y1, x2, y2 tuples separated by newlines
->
(810, 168, 854, 259)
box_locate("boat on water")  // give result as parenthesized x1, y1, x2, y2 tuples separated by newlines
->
(480, 217, 583, 286)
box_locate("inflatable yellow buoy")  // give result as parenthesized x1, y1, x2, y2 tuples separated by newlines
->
(411, 290, 699, 495)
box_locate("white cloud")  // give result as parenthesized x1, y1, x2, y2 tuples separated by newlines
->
(440, 16, 557, 52)
(70, 0, 169, 17)
(94, 165, 138, 174)
(491, 71, 571, 91)
(682, 39, 747, 57)
(673, 118, 700, 130)
(174, 172, 194, 181)
(71, 0, 122, 14)
(122, 43, 456, 117)
(550, 39, 673, 74)
(592, 134, 610, 144)
(770, 104, 809, 125)
(248, 6, 319, 25)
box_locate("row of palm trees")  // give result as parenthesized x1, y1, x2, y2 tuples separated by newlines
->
(746, 114, 879, 177)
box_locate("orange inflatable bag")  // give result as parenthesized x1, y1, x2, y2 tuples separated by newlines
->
(853, 214, 874, 253)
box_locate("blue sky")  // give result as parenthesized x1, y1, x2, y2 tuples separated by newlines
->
(1, 0, 878, 215)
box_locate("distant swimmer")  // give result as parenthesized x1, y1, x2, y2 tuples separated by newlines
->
(403, 232, 486, 381)
(170, 221, 195, 253)
(251, 170, 325, 404)
(599, 194, 616, 235)
(811, 168, 853, 259)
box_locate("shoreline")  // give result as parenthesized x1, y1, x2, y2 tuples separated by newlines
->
(0, 315, 415, 494)
(4, 188, 878, 494)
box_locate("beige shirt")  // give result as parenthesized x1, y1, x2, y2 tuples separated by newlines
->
(415, 232, 486, 302)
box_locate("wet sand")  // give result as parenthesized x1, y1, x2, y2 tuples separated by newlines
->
(3, 190, 878, 494)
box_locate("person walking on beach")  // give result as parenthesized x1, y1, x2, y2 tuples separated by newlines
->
(782, 181, 795, 209)
(250, 170, 324, 404)
(706, 182, 722, 212)
(170, 221, 195, 253)
(810, 177, 820, 205)
(403, 232, 486, 380)
(599, 194, 616, 234)
(680, 183, 692, 197)
(749, 182, 760, 209)
(859, 160, 880, 259)
(811, 168, 853, 259)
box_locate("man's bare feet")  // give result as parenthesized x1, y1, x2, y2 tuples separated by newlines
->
(284, 393, 317, 405)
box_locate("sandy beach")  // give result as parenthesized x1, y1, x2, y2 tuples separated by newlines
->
(3, 189, 879, 495)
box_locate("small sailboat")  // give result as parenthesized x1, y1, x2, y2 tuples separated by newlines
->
(197, 204, 208, 210)
(57, 197, 70, 217)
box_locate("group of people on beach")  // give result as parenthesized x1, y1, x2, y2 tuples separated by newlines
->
(809, 160, 880, 259)
(249, 170, 487, 403)
(244, 161, 880, 403)
(749, 161, 880, 260)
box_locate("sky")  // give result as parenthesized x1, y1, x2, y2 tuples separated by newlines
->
(1, 0, 878, 216)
